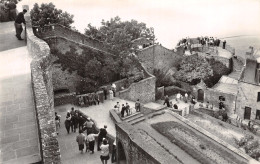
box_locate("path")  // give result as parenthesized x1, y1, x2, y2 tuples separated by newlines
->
(55, 97, 136, 164)
(0, 22, 41, 163)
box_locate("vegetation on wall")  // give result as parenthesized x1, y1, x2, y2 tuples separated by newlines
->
(0, 0, 20, 4)
(153, 69, 174, 87)
(30, 2, 74, 28)
(174, 54, 230, 88)
(174, 54, 213, 85)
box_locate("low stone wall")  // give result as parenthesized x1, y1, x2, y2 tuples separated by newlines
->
(27, 23, 61, 163)
(54, 92, 77, 106)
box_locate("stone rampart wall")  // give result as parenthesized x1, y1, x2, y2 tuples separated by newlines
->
(118, 66, 156, 103)
(33, 24, 112, 53)
(116, 123, 161, 164)
(137, 45, 182, 74)
(27, 24, 61, 163)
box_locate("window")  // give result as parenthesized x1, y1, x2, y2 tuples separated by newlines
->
(257, 92, 260, 102)
(256, 110, 260, 120)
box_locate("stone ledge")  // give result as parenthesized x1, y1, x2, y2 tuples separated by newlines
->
(27, 21, 61, 163)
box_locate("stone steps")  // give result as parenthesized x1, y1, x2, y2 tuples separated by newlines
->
(126, 113, 144, 123)
(128, 116, 145, 125)
(121, 111, 141, 121)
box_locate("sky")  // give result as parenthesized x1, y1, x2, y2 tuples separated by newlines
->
(17, 0, 260, 49)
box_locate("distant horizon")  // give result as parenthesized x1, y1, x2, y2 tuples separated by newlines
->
(17, 0, 260, 49)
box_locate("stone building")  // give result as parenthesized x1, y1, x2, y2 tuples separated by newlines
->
(236, 49, 260, 120)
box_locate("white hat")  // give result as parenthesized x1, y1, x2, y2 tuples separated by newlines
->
(87, 117, 90, 121)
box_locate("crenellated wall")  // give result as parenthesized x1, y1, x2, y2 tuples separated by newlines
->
(26, 22, 61, 163)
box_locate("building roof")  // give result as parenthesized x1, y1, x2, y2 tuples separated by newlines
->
(240, 58, 257, 85)
(213, 76, 238, 95)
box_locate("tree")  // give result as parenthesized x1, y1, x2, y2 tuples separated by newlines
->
(174, 54, 213, 85)
(0, 0, 21, 4)
(84, 16, 155, 57)
(84, 16, 155, 79)
(30, 2, 74, 28)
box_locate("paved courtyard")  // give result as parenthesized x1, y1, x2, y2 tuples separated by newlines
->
(0, 22, 41, 164)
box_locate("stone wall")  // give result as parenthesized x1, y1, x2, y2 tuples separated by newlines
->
(205, 88, 236, 114)
(212, 55, 231, 69)
(116, 123, 175, 164)
(52, 64, 84, 93)
(54, 92, 77, 106)
(236, 82, 260, 120)
(137, 44, 182, 74)
(118, 75, 156, 103)
(33, 24, 112, 53)
(27, 24, 61, 163)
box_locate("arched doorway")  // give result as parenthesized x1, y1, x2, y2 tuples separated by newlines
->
(197, 89, 204, 102)
(117, 141, 127, 164)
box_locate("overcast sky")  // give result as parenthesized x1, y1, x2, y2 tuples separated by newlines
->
(18, 0, 260, 49)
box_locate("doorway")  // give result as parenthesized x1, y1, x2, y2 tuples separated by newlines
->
(244, 107, 251, 120)
(197, 89, 204, 102)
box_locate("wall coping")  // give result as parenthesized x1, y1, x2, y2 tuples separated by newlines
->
(167, 109, 256, 163)
(27, 20, 61, 163)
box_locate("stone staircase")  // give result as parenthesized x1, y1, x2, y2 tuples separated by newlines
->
(121, 112, 145, 125)
(228, 56, 244, 80)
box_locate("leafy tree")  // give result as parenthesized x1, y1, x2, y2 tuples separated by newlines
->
(0, 0, 21, 4)
(84, 16, 155, 57)
(174, 54, 213, 85)
(84, 16, 155, 79)
(30, 2, 74, 28)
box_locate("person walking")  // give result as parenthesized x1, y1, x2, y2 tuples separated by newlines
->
(78, 114, 84, 131)
(83, 117, 94, 135)
(109, 89, 114, 100)
(135, 99, 141, 112)
(111, 83, 116, 97)
(76, 130, 86, 154)
(163, 95, 170, 107)
(55, 112, 61, 135)
(94, 92, 100, 105)
(114, 102, 120, 113)
(97, 125, 107, 151)
(100, 139, 110, 164)
(64, 112, 71, 134)
(14, 9, 27, 40)
(86, 131, 99, 154)
(111, 140, 116, 163)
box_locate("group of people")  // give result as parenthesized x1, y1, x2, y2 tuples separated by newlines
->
(78, 92, 100, 106)
(55, 107, 115, 164)
(114, 99, 141, 118)
(163, 93, 190, 108)
(76, 124, 110, 164)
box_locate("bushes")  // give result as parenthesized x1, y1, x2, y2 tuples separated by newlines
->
(153, 69, 174, 87)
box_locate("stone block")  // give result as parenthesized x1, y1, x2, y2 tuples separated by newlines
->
(12, 140, 29, 150)
(16, 146, 39, 158)
(0, 135, 19, 145)
(5, 115, 19, 123)
(2, 150, 16, 162)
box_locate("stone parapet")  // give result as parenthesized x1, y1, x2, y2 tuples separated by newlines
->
(27, 21, 61, 163)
